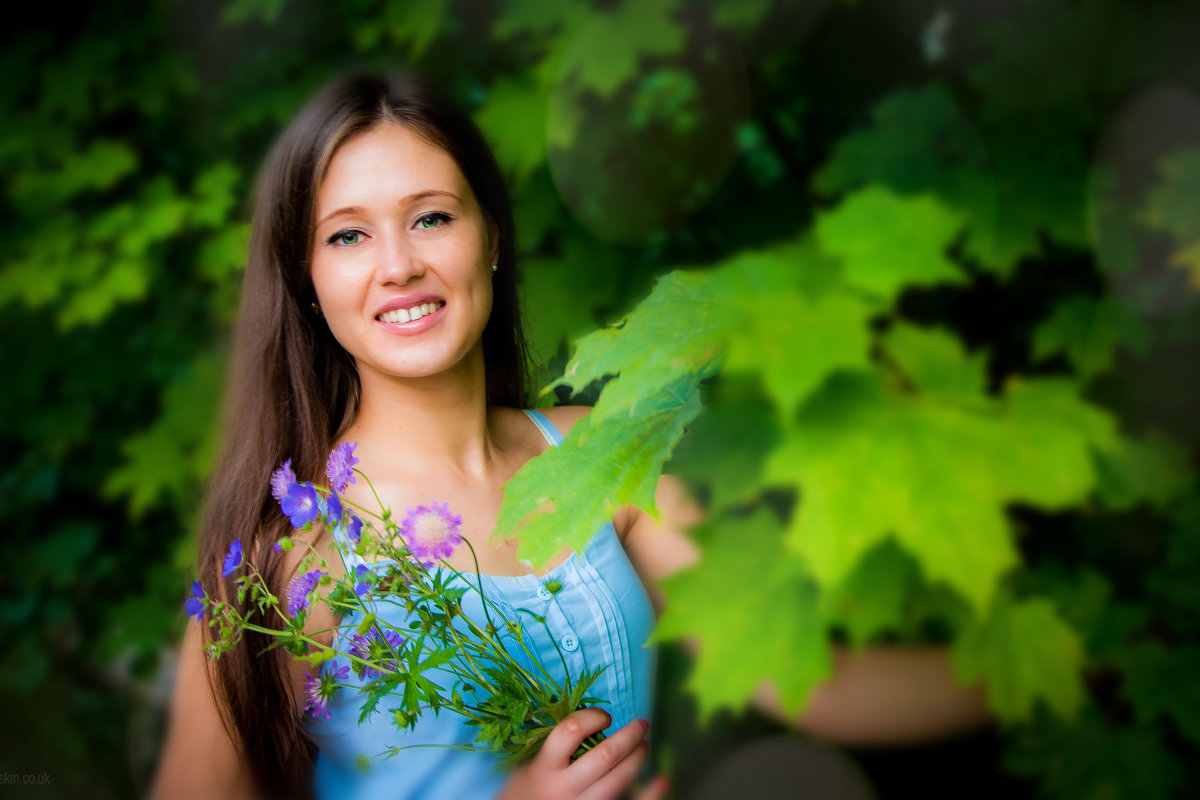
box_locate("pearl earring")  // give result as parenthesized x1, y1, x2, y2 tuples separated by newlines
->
(490, 264, 498, 273)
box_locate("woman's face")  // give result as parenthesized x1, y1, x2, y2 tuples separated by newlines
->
(310, 123, 496, 386)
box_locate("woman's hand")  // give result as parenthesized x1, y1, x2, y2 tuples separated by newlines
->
(498, 709, 669, 800)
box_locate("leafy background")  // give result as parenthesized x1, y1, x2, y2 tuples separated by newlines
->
(3, 0, 1200, 797)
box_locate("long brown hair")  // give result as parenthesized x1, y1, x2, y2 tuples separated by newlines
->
(194, 72, 530, 799)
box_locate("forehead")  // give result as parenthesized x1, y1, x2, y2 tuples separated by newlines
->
(316, 122, 472, 211)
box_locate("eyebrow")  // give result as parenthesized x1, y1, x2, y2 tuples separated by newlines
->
(315, 190, 462, 229)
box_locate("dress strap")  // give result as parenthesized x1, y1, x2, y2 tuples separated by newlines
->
(522, 409, 564, 447)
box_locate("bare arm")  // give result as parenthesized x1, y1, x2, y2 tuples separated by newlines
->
(620, 475, 991, 747)
(149, 618, 258, 800)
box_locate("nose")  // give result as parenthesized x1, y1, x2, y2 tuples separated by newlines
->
(375, 228, 425, 286)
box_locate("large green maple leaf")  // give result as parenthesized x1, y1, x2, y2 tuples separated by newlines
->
(549, 269, 725, 420)
(652, 510, 830, 719)
(494, 379, 701, 566)
(952, 593, 1085, 723)
(765, 326, 1117, 610)
(724, 287, 875, 418)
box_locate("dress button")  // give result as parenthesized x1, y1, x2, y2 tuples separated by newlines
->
(536, 586, 553, 601)
(560, 633, 579, 653)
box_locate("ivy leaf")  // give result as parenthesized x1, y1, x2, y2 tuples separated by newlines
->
(496, 379, 701, 566)
(815, 87, 992, 203)
(196, 222, 251, 286)
(103, 348, 224, 516)
(520, 236, 621, 366)
(1004, 707, 1183, 800)
(1148, 493, 1200, 638)
(952, 593, 1085, 722)
(1093, 430, 1194, 511)
(221, 0, 288, 24)
(10, 139, 138, 206)
(1121, 641, 1200, 746)
(492, 0, 587, 41)
(653, 510, 830, 719)
(190, 161, 241, 229)
(708, 0, 776, 36)
(814, 86, 1091, 276)
(475, 76, 549, 183)
(1142, 148, 1200, 287)
(1028, 566, 1144, 666)
(967, 128, 1091, 273)
(558, 0, 685, 98)
(814, 187, 966, 301)
(1032, 294, 1149, 379)
(813, 88, 1001, 271)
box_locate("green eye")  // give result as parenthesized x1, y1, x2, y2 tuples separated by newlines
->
(327, 229, 363, 246)
(416, 213, 450, 230)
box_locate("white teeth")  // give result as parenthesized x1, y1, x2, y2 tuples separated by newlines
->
(378, 301, 443, 323)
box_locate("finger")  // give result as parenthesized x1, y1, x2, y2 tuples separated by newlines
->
(536, 708, 613, 768)
(567, 718, 650, 790)
(633, 775, 672, 800)
(577, 740, 650, 800)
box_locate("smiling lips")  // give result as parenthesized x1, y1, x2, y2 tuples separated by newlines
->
(376, 301, 445, 325)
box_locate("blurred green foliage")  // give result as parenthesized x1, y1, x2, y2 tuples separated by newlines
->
(3, 0, 1200, 796)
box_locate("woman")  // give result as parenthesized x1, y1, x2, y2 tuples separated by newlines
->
(151, 71, 674, 800)
(152, 72, 986, 800)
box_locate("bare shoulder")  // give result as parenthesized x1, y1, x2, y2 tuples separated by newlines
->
(620, 475, 703, 584)
(534, 404, 591, 439)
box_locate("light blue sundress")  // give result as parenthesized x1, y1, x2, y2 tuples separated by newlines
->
(304, 409, 658, 799)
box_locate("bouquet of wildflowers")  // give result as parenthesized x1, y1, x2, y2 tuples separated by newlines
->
(187, 442, 607, 767)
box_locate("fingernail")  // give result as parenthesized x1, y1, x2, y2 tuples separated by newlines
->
(636, 718, 650, 731)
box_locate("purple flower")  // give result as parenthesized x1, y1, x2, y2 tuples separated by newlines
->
(326, 442, 359, 493)
(346, 515, 363, 545)
(349, 628, 402, 680)
(325, 490, 343, 523)
(184, 581, 207, 620)
(353, 565, 372, 597)
(222, 539, 243, 577)
(281, 483, 320, 528)
(304, 660, 350, 720)
(271, 459, 296, 501)
(399, 501, 463, 567)
(286, 569, 327, 616)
